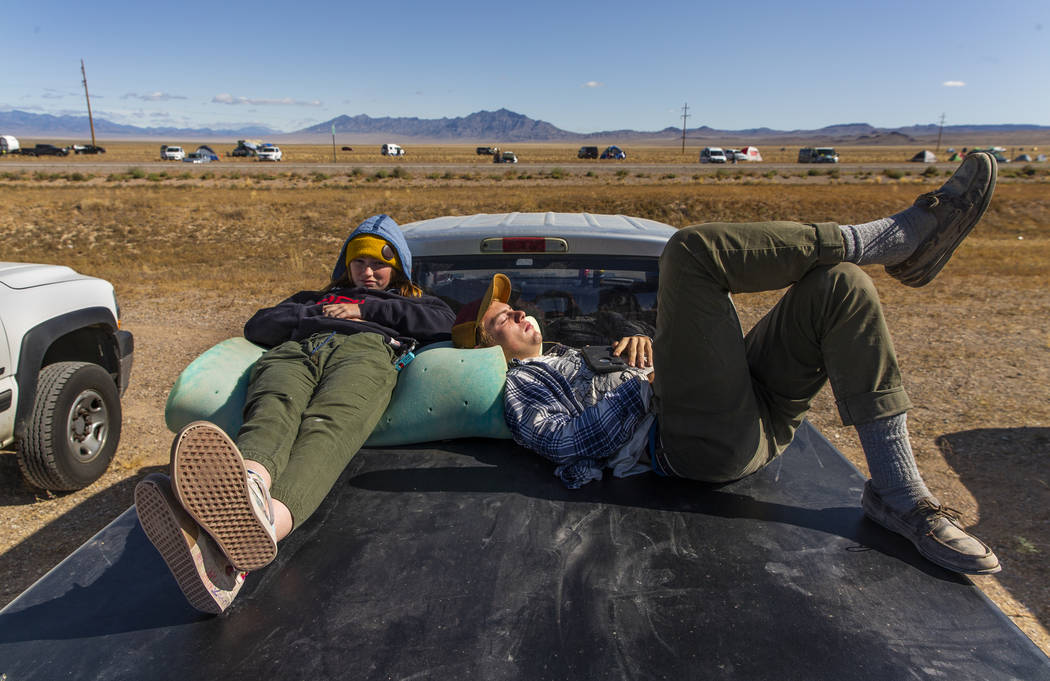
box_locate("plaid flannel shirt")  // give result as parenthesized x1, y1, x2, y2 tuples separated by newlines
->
(504, 344, 652, 488)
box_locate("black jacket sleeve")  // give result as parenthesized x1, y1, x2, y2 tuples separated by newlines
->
(243, 289, 454, 348)
(358, 294, 455, 344)
(243, 290, 327, 347)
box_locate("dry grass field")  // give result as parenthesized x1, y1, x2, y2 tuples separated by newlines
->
(0, 163, 1048, 651)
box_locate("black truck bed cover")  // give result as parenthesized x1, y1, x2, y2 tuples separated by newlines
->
(1, 422, 1047, 680)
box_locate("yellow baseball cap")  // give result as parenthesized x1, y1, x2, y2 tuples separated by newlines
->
(451, 274, 511, 348)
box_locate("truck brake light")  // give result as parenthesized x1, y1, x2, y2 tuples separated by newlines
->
(480, 237, 568, 253)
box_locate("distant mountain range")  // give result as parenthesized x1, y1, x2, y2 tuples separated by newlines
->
(301, 109, 569, 141)
(2, 108, 1048, 144)
(0, 110, 276, 140)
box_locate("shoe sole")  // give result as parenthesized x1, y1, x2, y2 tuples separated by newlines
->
(170, 422, 277, 572)
(862, 490, 1001, 575)
(135, 475, 226, 614)
(886, 151, 997, 287)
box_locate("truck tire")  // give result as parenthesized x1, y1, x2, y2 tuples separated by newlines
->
(17, 361, 122, 491)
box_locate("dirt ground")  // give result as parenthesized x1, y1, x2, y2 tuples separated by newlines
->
(0, 171, 1047, 654)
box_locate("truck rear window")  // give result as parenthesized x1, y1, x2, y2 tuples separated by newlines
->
(414, 255, 659, 346)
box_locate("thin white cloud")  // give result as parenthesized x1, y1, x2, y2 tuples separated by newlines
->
(212, 93, 323, 107)
(582, 81, 603, 88)
(123, 91, 188, 101)
(41, 89, 70, 100)
(943, 81, 966, 87)
(1, 103, 44, 112)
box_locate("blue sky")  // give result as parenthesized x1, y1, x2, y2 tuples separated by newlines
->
(3, 0, 1047, 133)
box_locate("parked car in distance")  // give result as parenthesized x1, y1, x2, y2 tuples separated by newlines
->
(493, 151, 518, 164)
(967, 147, 1008, 163)
(161, 145, 186, 161)
(230, 139, 261, 157)
(182, 152, 212, 164)
(381, 143, 405, 156)
(798, 147, 839, 163)
(341, 146, 354, 151)
(699, 147, 727, 163)
(22, 144, 70, 157)
(577, 146, 599, 159)
(476, 146, 498, 155)
(188, 145, 220, 162)
(257, 144, 282, 161)
(71, 144, 106, 154)
(600, 145, 626, 160)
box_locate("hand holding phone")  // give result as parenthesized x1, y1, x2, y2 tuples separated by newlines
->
(612, 335, 653, 368)
(582, 345, 629, 374)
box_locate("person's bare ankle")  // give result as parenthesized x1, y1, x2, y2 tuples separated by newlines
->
(272, 499, 294, 541)
(244, 460, 272, 489)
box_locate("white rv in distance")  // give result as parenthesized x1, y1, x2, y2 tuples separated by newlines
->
(0, 135, 19, 155)
(735, 146, 763, 162)
(381, 143, 405, 157)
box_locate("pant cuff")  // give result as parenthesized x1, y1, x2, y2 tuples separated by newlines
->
(236, 447, 278, 481)
(836, 387, 912, 426)
(813, 222, 845, 264)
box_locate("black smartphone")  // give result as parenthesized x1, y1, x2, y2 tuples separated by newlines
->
(581, 345, 629, 374)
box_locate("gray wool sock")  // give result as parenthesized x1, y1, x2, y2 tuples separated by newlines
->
(855, 413, 932, 511)
(840, 205, 938, 266)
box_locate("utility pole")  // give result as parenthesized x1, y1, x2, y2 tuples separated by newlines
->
(680, 102, 690, 154)
(81, 59, 96, 148)
(935, 112, 945, 152)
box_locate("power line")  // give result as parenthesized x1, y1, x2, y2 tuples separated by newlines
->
(81, 59, 96, 148)
(681, 103, 690, 154)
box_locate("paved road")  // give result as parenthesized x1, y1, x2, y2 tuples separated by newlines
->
(0, 160, 947, 175)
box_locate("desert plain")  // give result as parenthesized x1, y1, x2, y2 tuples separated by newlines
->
(0, 142, 1048, 652)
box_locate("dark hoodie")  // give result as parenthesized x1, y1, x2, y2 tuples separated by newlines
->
(243, 215, 454, 350)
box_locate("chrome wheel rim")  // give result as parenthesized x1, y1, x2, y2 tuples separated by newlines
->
(67, 389, 108, 463)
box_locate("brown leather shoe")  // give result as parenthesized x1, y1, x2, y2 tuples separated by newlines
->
(886, 151, 997, 287)
(862, 480, 1001, 574)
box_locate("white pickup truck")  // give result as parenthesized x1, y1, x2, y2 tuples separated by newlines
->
(0, 263, 133, 491)
(160, 145, 185, 161)
(256, 144, 282, 161)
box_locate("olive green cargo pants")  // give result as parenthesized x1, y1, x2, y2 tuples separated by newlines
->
(236, 332, 397, 527)
(653, 221, 912, 483)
